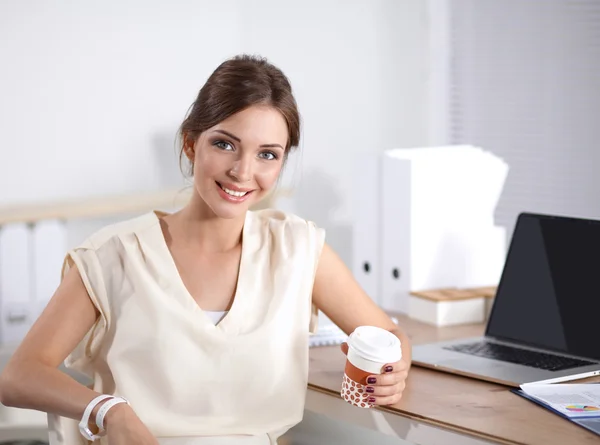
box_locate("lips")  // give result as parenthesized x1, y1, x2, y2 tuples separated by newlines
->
(215, 181, 254, 203)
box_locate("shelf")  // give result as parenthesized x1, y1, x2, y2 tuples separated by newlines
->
(0, 188, 292, 225)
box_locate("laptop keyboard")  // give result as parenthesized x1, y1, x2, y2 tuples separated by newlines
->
(444, 341, 596, 371)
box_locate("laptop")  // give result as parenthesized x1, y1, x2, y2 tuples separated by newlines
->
(412, 212, 600, 387)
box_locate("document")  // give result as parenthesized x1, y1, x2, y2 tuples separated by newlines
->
(520, 384, 600, 419)
(514, 383, 600, 437)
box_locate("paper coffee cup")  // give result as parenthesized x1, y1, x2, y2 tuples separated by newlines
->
(341, 326, 401, 408)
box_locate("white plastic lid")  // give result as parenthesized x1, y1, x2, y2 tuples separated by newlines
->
(347, 326, 402, 363)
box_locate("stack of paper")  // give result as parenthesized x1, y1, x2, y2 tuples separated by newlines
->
(308, 322, 348, 348)
(515, 383, 600, 436)
(308, 315, 399, 348)
(352, 145, 509, 314)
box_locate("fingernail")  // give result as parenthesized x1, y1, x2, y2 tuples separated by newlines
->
(384, 366, 393, 372)
(366, 386, 374, 393)
(368, 397, 376, 404)
(367, 377, 376, 384)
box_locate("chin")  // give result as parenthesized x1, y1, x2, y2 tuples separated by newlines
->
(205, 192, 261, 220)
(210, 204, 249, 220)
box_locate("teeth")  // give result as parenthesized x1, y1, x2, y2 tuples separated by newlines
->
(221, 185, 248, 197)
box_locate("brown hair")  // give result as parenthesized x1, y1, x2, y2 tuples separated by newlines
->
(179, 54, 301, 175)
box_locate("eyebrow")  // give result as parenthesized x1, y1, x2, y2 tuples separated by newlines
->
(213, 129, 284, 151)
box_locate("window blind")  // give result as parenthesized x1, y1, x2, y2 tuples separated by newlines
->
(444, 0, 600, 240)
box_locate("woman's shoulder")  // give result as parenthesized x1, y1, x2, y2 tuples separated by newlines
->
(250, 209, 326, 244)
(251, 208, 317, 229)
(77, 211, 158, 251)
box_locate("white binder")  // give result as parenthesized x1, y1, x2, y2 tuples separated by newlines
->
(32, 219, 67, 316)
(377, 146, 508, 314)
(0, 223, 34, 345)
(352, 155, 381, 303)
(380, 155, 414, 314)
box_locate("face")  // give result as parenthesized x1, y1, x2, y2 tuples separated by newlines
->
(186, 105, 288, 219)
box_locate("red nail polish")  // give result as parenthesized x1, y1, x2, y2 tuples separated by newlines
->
(367, 377, 376, 384)
(384, 366, 393, 372)
(368, 397, 376, 404)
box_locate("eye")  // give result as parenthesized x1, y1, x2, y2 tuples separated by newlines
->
(214, 140, 234, 151)
(258, 151, 278, 161)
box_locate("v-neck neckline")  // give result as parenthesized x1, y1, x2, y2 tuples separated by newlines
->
(152, 210, 251, 332)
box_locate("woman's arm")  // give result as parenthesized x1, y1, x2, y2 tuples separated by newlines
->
(311, 243, 411, 406)
(0, 266, 129, 427)
(311, 243, 412, 365)
(0, 264, 160, 444)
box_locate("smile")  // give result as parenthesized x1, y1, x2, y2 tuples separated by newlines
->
(216, 182, 254, 200)
(221, 185, 247, 197)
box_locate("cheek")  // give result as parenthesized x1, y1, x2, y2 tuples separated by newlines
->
(194, 151, 224, 181)
(256, 165, 283, 189)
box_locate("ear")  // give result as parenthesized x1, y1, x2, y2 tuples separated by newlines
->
(183, 134, 195, 160)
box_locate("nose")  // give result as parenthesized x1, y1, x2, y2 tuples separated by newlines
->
(228, 154, 252, 183)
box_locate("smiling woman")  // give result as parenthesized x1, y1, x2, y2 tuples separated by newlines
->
(176, 55, 300, 222)
(0, 54, 411, 445)
(178, 55, 300, 176)
(185, 105, 289, 219)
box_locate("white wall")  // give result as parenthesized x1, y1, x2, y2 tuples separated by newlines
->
(0, 0, 429, 265)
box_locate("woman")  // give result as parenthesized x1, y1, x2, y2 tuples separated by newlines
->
(0, 54, 411, 445)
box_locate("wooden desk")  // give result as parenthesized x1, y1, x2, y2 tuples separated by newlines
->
(307, 315, 600, 445)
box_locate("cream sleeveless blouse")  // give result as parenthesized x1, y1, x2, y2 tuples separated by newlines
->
(47, 209, 325, 445)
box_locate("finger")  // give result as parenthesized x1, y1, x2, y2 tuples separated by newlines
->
(366, 372, 404, 386)
(340, 342, 349, 356)
(381, 360, 409, 374)
(364, 381, 405, 397)
(367, 392, 403, 406)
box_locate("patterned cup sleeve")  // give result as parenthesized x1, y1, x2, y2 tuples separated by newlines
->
(340, 358, 375, 408)
(341, 373, 372, 408)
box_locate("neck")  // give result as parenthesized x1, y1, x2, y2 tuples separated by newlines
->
(170, 190, 246, 253)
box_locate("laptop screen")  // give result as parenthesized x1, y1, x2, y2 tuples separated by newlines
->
(486, 213, 600, 361)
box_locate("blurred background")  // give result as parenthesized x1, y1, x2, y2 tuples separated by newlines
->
(1, 0, 427, 264)
(1, 0, 599, 443)
(2, 0, 599, 265)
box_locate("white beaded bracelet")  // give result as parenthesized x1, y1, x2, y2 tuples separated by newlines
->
(78, 394, 114, 441)
(95, 396, 130, 433)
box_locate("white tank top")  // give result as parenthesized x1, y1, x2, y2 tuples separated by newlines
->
(48, 209, 325, 445)
(204, 311, 228, 325)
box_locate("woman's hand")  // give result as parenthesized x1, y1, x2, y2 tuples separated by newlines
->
(341, 343, 410, 406)
(104, 403, 160, 445)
